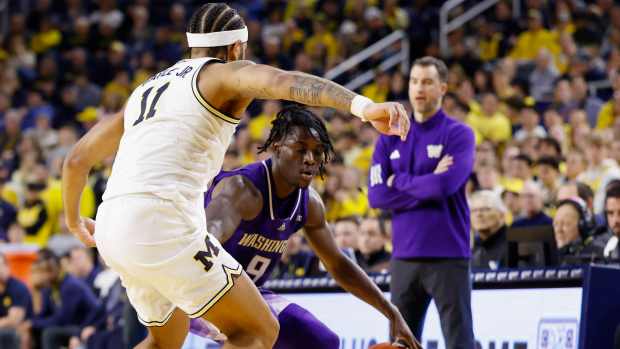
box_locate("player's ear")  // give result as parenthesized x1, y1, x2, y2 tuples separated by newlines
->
(440, 81, 448, 95)
(272, 142, 281, 154)
(229, 41, 244, 61)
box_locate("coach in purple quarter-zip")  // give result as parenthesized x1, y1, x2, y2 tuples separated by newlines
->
(368, 56, 476, 349)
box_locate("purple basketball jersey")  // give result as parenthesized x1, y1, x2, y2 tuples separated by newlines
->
(205, 159, 309, 287)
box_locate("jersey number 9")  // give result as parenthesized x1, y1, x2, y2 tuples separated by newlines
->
(246, 255, 271, 282)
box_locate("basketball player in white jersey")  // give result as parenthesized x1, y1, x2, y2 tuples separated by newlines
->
(62, 3, 411, 349)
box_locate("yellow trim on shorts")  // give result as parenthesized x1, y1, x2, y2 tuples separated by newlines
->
(189, 263, 244, 319)
(191, 62, 240, 125)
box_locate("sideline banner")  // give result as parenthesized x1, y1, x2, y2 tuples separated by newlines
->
(182, 288, 582, 349)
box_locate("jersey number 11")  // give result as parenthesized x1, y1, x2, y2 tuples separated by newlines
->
(133, 82, 170, 126)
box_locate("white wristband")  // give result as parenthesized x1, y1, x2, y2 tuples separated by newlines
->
(350, 95, 373, 122)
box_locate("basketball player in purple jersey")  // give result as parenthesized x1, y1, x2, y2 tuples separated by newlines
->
(191, 105, 421, 349)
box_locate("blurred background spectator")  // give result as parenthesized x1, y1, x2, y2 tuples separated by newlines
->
(470, 190, 508, 270)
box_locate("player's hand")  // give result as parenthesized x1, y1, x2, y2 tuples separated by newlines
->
(68, 336, 82, 349)
(67, 216, 97, 248)
(81, 326, 96, 341)
(389, 305, 422, 349)
(433, 155, 453, 174)
(363, 102, 410, 141)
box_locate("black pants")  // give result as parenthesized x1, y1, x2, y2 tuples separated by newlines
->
(87, 327, 124, 349)
(123, 301, 147, 348)
(0, 328, 20, 348)
(391, 258, 474, 349)
(41, 326, 80, 349)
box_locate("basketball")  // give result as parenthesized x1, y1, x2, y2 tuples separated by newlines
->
(369, 343, 403, 349)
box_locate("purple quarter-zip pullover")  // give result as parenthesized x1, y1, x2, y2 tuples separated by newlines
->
(368, 109, 475, 258)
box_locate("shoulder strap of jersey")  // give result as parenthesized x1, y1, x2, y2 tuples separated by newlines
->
(260, 160, 302, 221)
(204, 162, 267, 210)
(188, 57, 240, 125)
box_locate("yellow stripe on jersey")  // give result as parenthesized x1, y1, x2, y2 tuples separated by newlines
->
(191, 63, 240, 125)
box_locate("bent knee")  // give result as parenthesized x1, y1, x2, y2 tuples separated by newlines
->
(257, 312, 279, 348)
(227, 312, 279, 349)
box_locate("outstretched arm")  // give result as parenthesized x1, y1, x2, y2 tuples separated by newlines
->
(62, 110, 124, 247)
(208, 61, 410, 140)
(303, 188, 420, 349)
(227, 61, 355, 112)
(205, 175, 263, 244)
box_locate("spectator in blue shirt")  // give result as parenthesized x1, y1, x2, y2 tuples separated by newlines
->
(26, 248, 98, 349)
(67, 246, 101, 296)
(0, 252, 33, 348)
(355, 217, 391, 273)
(333, 216, 361, 263)
(512, 180, 553, 227)
(69, 276, 125, 349)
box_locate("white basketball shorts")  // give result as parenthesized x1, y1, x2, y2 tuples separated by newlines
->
(95, 193, 242, 326)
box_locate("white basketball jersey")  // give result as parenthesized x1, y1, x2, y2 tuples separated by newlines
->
(103, 57, 239, 202)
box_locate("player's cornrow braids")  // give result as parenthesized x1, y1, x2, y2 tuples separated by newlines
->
(258, 105, 335, 177)
(187, 3, 245, 56)
(188, 3, 244, 34)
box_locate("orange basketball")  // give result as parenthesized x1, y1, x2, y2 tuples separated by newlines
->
(369, 343, 401, 349)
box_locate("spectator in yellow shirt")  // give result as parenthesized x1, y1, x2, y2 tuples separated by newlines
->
(30, 18, 62, 54)
(18, 176, 53, 247)
(304, 18, 338, 61)
(597, 90, 620, 129)
(362, 71, 390, 103)
(325, 167, 369, 221)
(383, 0, 409, 30)
(466, 93, 512, 144)
(509, 10, 560, 63)
(477, 19, 502, 62)
(249, 100, 280, 141)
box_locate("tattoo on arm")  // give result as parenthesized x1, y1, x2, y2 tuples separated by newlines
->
(288, 73, 355, 112)
(230, 61, 356, 112)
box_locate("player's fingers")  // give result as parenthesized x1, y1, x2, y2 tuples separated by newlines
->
(78, 228, 97, 247)
(387, 105, 405, 140)
(393, 337, 412, 348)
(397, 104, 410, 140)
(396, 103, 408, 123)
(387, 107, 402, 137)
(388, 105, 398, 128)
(84, 217, 96, 234)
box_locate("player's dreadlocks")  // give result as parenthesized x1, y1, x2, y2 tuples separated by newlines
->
(187, 3, 246, 58)
(258, 105, 335, 177)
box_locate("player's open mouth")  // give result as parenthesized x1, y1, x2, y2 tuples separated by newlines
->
(300, 171, 314, 180)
